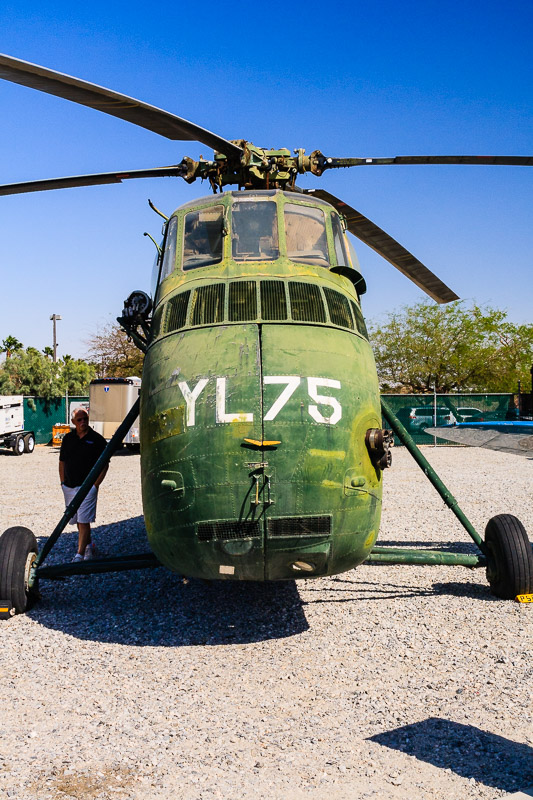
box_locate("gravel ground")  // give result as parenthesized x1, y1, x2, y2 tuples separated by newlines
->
(0, 443, 531, 800)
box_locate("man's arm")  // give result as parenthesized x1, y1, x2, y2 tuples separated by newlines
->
(94, 464, 108, 489)
(59, 460, 65, 484)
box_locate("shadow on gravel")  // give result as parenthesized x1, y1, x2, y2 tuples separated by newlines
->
(369, 718, 533, 792)
(303, 576, 497, 602)
(30, 515, 309, 646)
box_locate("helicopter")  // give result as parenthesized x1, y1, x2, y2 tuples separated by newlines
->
(0, 51, 532, 619)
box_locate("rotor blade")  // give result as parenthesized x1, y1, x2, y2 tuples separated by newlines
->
(307, 189, 459, 304)
(0, 166, 188, 196)
(0, 53, 243, 159)
(324, 155, 533, 169)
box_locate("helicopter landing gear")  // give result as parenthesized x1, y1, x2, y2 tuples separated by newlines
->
(0, 526, 39, 617)
(485, 515, 533, 599)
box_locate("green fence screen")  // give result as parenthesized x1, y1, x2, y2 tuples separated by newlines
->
(23, 396, 89, 444)
(382, 393, 516, 446)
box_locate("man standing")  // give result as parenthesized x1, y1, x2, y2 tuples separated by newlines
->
(59, 408, 108, 562)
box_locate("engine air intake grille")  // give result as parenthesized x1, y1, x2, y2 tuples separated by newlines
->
(260, 280, 288, 320)
(267, 516, 331, 537)
(166, 290, 190, 333)
(197, 520, 261, 542)
(191, 284, 225, 325)
(229, 281, 257, 321)
(288, 282, 326, 323)
(151, 304, 165, 340)
(324, 288, 354, 329)
(350, 299, 369, 340)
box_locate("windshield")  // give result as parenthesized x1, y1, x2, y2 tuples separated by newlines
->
(285, 204, 329, 268)
(183, 205, 224, 270)
(150, 249, 161, 299)
(160, 216, 178, 282)
(331, 214, 349, 266)
(232, 200, 279, 261)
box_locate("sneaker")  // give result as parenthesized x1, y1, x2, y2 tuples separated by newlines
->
(72, 553, 84, 563)
(84, 543, 96, 561)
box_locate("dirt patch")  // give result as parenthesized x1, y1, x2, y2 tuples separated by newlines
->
(29, 765, 136, 799)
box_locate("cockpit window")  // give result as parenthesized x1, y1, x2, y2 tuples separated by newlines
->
(150, 249, 161, 300)
(331, 213, 349, 266)
(232, 200, 279, 262)
(160, 216, 178, 282)
(285, 204, 329, 268)
(183, 205, 224, 270)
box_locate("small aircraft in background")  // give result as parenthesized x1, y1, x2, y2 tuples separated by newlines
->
(428, 420, 533, 457)
(429, 386, 533, 456)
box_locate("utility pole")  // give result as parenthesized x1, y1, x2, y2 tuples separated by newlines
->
(50, 314, 62, 362)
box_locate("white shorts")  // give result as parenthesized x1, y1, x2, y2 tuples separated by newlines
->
(62, 484, 99, 524)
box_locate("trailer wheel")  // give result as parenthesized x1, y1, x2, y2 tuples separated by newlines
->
(23, 434, 35, 454)
(13, 435, 24, 456)
(0, 527, 39, 615)
(485, 514, 533, 599)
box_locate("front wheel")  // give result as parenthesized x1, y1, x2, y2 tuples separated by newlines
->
(485, 514, 533, 599)
(0, 527, 39, 615)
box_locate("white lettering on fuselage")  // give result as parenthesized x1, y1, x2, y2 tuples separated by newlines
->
(178, 378, 208, 427)
(215, 377, 254, 423)
(263, 376, 301, 421)
(176, 376, 343, 427)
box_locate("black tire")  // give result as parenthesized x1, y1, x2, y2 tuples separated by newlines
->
(23, 433, 35, 454)
(0, 527, 39, 615)
(485, 514, 533, 599)
(13, 434, 24, 456)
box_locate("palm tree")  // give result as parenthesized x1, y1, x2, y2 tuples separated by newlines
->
(42, 346, 54, 358)
(1, 335, 23, 359)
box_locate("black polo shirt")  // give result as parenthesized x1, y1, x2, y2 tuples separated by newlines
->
(59, 426, 107, 488)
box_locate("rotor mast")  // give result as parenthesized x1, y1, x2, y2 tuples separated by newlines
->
(179, 142, 343, 192)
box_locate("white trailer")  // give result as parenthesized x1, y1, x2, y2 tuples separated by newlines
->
(88, 377, 141, 448)
(68, 399, 90, 427)
(0, 396, 35, 455)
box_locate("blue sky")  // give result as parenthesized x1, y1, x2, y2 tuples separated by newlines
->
(0, 1, 532, 359)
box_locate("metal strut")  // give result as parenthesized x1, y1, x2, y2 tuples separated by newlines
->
(379, 397, 489, 557)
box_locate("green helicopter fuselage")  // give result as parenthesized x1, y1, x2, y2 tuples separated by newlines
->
(140, 189, 383, 580)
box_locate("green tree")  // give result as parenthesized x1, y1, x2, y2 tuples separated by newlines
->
(1, 335, 24, 359)
(85, 323, 144, 378)
(60, 356, 95, 395)
(369, 300, 533, 393)
(0, 350, 95, 399)
(42, 346, 54, 358)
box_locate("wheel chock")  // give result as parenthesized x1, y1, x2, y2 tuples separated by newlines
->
(0, 600, 15, 619)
